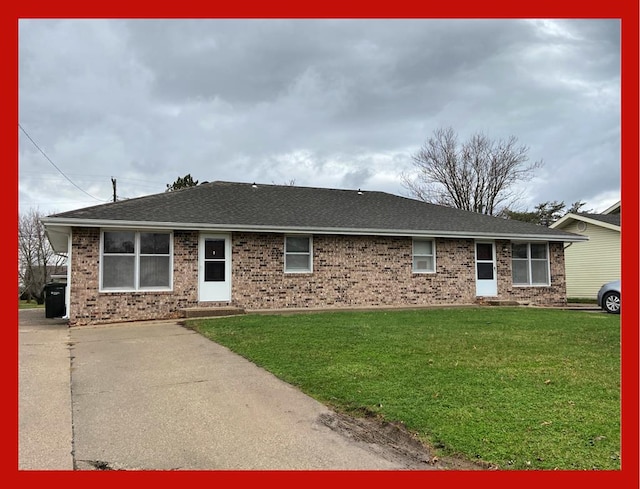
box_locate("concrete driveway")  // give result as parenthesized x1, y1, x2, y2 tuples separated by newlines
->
(19, 309, 429, 470)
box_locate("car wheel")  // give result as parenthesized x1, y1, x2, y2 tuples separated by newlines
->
(602, 292, 620, 314)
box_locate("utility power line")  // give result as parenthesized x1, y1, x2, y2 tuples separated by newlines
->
(18, 123, 106, 202)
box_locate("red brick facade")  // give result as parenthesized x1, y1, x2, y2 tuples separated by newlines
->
(68, 228, 566, 325)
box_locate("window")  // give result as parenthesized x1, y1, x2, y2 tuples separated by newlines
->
(413, 239, 436, 273)
(285, 236, 312, 273)
(101, 231, 172, 290)
(204, 239, 226, 282)
(475, 242, 494, 279)
(512, 242, 549, 286)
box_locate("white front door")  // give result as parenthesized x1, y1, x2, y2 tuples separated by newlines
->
(475, 241, 497, 297)
(198, 234, 231, 302)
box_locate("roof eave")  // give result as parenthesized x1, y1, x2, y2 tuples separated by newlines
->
(550, 213, 621, 232)
(41, 217, 588, 242)
(44, 225, 72, 253)
(602, 201, 621, 215)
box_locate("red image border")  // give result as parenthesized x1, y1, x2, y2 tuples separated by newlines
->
(7, 2, 638, 488)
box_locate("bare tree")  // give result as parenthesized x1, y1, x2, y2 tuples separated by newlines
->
(402, 127, 543, 215)
(18, 209, 66, 303)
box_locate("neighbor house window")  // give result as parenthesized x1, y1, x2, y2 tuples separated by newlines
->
(511, 242, 549, 286)
(101, 231, 172, 290)
(285, 235, 312, 273)
(413, 239, 436, 273)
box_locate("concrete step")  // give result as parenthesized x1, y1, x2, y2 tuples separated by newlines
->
(180, 307, 245, 318)
(476, 299, 522, 306)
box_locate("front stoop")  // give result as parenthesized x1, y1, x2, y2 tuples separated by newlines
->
(180, 307, 245, 319)
(475, 299, 523, 306)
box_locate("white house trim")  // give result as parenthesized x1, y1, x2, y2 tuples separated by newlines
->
(551, 213, 620, 233)
(41, 218, 588, 255)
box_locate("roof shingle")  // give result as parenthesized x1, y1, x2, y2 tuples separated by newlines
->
(48, 181, 584, 240)
(577, 213, 621, 227)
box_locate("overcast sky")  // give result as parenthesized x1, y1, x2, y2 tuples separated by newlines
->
(18, 19, 621, 217)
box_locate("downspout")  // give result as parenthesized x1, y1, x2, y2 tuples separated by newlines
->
(63, 231, 72, 321)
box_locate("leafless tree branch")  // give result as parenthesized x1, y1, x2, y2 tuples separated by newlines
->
(18, 209, 66, 303)
(402, 127, 543, 215)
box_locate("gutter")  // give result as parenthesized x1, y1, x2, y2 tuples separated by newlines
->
(41, 217, 589, 243)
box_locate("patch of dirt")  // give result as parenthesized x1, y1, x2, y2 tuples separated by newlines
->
(318, 410, 496, 470)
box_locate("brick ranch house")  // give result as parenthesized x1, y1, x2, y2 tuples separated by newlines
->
(42, 181, 587, 326)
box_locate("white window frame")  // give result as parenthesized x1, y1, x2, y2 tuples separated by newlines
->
(100, 230, 173, 292)
(284, 235, 313, 273)
(511, 242, 551, 287)
(412, 238, 436, 273)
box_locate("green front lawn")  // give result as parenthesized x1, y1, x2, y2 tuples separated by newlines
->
(188, 307, 620, 470)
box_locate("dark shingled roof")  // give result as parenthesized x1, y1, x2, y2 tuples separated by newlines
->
(48, 181, 583, 240)
(577, 213, 621, 227)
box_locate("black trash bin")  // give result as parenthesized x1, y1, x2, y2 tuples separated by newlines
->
(44, 282, 67, 318)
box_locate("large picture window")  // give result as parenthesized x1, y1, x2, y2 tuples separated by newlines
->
(412, 239, 436, 273)
(512, 242, 549, 286)
(101, 231, 172, 290)
(285, 235, 312, 273)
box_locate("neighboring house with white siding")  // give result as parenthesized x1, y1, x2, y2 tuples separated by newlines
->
(550, 201, 621, 298)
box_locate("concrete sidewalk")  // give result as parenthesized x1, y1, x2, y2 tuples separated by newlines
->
(19, 309, 73, 470)
(18, 309, 423, 470)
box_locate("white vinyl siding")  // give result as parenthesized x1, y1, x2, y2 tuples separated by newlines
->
(561, 220, 621, 298)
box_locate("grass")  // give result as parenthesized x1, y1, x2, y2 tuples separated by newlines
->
(567, 298, 598, 304)
(19, 300, 44, 309)
(188, 307, 620, 470)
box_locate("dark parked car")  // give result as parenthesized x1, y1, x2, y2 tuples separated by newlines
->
(597, 280, 621, 314)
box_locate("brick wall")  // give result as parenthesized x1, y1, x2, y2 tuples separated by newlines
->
(232, 234, 566, 309)
(232, 233, 477, 308)
(68, 228, 566, 325)
(69, 229, 205, 325)
(495, 240, 567, 306)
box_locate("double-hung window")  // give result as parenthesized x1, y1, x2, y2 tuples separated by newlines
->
(285, 236, 312, 273)
(101, 231, 172, 290)
(413, 239, 436, 273)
(511, 242, 549, 286)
